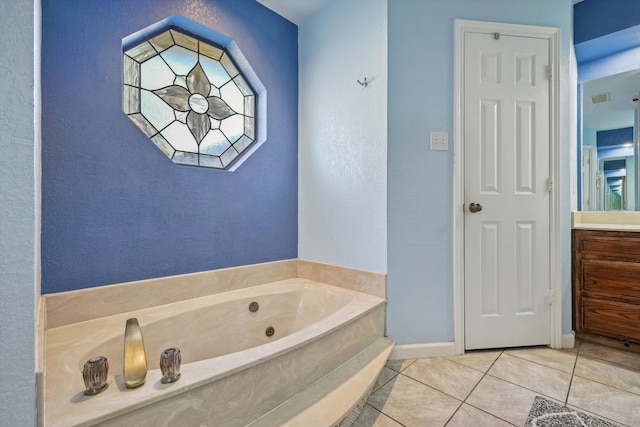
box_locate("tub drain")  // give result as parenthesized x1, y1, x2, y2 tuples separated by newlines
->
(265, 326, 275, 337)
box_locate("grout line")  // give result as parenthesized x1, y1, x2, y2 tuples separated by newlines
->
(362, 403, 408, 427)
(462, 349, 504, 400)
(452, 349, 519, 426)
(504, 349, 577, 376)
(442, 401, 465, 426)
(564, 340, 581, 404)
(572, 345, 640, 398)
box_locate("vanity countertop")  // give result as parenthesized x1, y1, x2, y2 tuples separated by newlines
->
(572, 211, 640, 232)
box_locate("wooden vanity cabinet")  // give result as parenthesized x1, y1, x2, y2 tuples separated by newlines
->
(572, 229, 640, 344)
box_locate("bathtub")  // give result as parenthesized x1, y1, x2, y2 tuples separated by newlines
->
(44, 278, 386, 426)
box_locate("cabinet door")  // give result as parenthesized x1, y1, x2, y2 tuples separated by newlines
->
(573, 230, 640, 343)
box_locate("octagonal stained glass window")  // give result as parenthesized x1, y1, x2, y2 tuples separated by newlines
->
(123, 17, 265, 170)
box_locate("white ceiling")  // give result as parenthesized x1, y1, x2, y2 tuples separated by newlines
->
(257, 0, 332, 25)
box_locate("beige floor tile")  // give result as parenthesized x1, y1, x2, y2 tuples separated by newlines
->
(579, 342, 640, 371)
(385, 358, 416, 373)
(352, 404, 403, 427)
(574, 356, 640, 395)
(466, 375, 541, 426)
(504, 347, 577, 373)
(446, 350, 502, 373)
(568, 375, 640, 426)
(488, 353, 571, 401)
(402, 357, 483, 400)
(445, 403, 514, 427)
(367, 374, 461, 427)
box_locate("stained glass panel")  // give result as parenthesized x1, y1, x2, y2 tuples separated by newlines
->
(220, 81, 244, 113)
(200, 42, 223, 60)
(200, 56, 232, 87)
(129, 113, 157, 137)
(220, 53, 239, 78)
(151, 134, 176, 158)
(140, 56, 175, 90)
(173, 151, 198, 166)
(234, 135, 253, 154)
(124, 23, 260, 169)
(200, 154, 223, 169)
(162, 122, 198, 152)
(220, 115, 244, 143)
(200, 129, 231, 156)
(220, 146, 239, 167)
(245, 116, 255, 139)
(161, 45, 198, 76)
(125, 41, 156, 63)
(141, 90, 175, 131)
(123, 85, 140, 114)
(123, 56, 140, 87)
(149, 31, 174, 53)
(171, 30, 198, 51)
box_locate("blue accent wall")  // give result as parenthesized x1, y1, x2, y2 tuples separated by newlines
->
(41, 0, 298, 293)
(597, 127, 634, 149)
(574, 0, 640, 63)
(574, 0, 640, 44)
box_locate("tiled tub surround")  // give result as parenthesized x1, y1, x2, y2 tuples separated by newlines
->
(41, 260, 388, 426)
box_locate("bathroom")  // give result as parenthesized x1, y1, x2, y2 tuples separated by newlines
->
(2, 0, 640, 424)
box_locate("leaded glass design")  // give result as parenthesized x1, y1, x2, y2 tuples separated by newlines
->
(123, 28, 256, 169)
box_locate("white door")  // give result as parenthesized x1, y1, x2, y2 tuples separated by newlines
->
(464, 31, 551, 350)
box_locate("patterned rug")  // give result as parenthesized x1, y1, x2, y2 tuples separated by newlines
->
(525, 396, 618, 426)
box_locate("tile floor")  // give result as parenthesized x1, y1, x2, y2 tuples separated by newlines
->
(354, 340, 640, 426)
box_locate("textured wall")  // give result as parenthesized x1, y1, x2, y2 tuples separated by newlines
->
(0, 0, 37, 424)
(298, 0, 388, 274)
(41, 0, 298, 293)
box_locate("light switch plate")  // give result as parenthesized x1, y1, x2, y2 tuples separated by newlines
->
(430, 132, 448, 151)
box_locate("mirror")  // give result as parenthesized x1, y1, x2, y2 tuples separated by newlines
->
(581, 69, 640, 211)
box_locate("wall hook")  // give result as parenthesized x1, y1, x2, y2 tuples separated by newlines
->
(357, 77, 368, 88)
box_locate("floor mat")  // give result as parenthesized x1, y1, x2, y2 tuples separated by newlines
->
(525, 396, 618, 427)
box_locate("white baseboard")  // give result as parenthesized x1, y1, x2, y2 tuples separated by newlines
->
(562, 332, 576, 349)
(390, 342, 456, 360)
(391, 335, 576, 359)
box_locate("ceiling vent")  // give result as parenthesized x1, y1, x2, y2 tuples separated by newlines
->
(591, 92, 610, 104)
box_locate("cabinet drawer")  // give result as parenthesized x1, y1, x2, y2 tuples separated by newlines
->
(580, 234, 640, 259)
(581, 298, 640, 341)
(582, 259, 640, 300)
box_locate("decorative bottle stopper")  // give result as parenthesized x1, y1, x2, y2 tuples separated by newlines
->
(160, 347, 182, 383)
(83, 356, 109, 395)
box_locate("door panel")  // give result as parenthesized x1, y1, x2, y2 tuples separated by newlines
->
(464, 32, 551, 350)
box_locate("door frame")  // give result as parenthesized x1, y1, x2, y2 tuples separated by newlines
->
(453, 19, 562, 354)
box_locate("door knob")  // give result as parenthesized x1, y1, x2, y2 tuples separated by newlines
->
(468, 202, 483, 213)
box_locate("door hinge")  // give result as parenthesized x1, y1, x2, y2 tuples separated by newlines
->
(545, 289, 554, 306)
(547, 66, 552, 80)
(547, 178, 553, 192)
